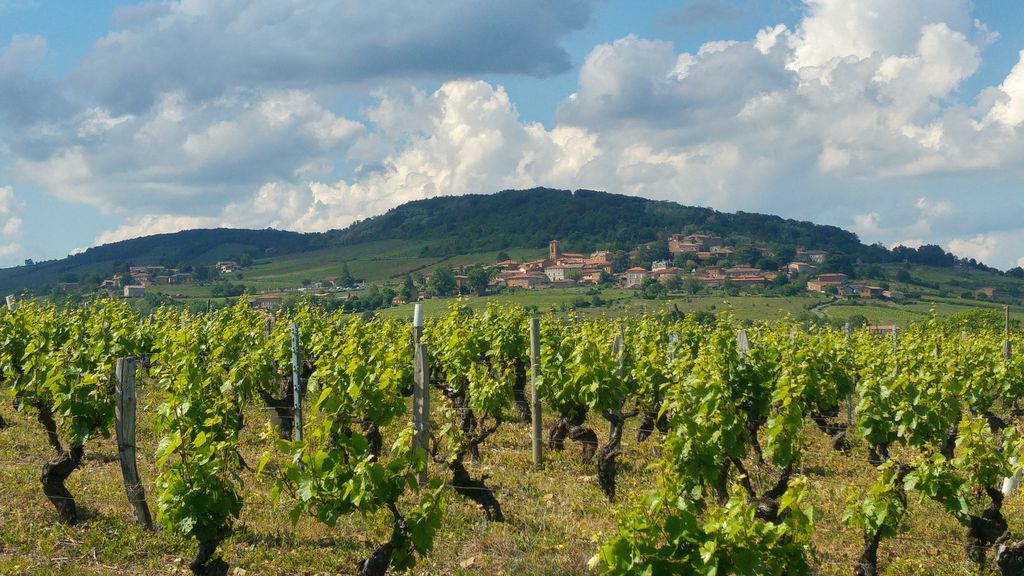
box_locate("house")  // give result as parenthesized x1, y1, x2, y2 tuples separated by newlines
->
(217, 261, 239, 273)
(806, 273, 848, 293)
(123, 285, 145, 298)
(977, 287, 998, 299)
(859, 286, 884, 299)
(544, 266, 566, 282)
(669, 241, 702, 254)
(580, 268, 605, 284)
(652, 260, 672, 271)
(252, 295, 282, 310)
(694, 270, 727, 288)
(668, 233, 723, 254)
(505, 273, 548, 289)
(868, 325, 899, 335)
(652, 268, 683, 284)
(710, 246, 735, 258)
(786, 262, 816, 276)
(586, 251, 612, 267)
(623, 267, 649, 289)
(724, 266, 763, 278)
(795, 249, 828, 264)
(493, 260, 521, 271)
(883, 290, 905, 300)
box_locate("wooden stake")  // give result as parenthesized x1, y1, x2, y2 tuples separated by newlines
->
(1005, 306, 1012, 360)
(115, 358, 153, 530)
(844, 323, 853, 428)
(412, 303, 429, 486)
(291, 322, 303, 443)
(530, 317, 542, 467)
(737, 330, 750, 358)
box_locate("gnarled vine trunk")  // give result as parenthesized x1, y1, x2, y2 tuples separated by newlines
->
(511, 358, 531, 425)
(189, 526, 230, 576)
(41, 443, 84, 525)
(596, 411, 637, 500)
(34, 400, 63, 455)
(854, 532, 881, 576)
(637, 406, 669, 443)
(997, 538, 1024, 576)
(966, 486, 1008, 570)
(549, 404, 596, 462)
(449, 457, 504, 521)
(855, 463, 910, 576)
(258, 375, 294, 440)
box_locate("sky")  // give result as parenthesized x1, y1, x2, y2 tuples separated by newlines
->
(1, 1, 1024, 269)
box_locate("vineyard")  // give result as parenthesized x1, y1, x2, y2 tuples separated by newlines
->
(2, 298, 1024, 575)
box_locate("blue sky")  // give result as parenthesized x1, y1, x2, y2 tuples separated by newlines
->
(1, 0, 1024, 268)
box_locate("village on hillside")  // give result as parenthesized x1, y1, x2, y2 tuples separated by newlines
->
(482, 235, 905, 301)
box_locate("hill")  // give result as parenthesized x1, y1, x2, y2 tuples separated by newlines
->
(0, 187, 1011, 295)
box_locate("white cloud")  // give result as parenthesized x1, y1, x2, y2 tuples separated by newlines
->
(74, 0, 598, 113)
(13, 89, 363, 212)
(893, 239, 924, 250)
(0, 186, 24, 256)
(948, 233, 1000, 263)
(985, 50, 1024, 128)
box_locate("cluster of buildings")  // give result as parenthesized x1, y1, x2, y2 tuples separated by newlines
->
(804, 272, 905, 300)
(492, 240, 615, 289)
(98, 265, 199, 298)
(493, 238, 781, 291)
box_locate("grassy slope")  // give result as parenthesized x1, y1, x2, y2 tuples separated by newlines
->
(1, 381, 1019, 575)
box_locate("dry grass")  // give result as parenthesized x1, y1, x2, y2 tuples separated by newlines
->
(1, 383, 1021, 575)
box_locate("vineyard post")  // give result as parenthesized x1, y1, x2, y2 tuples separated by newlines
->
(845, 323, 853, 428)
(291, 322, 303, 443)
(114, 357, 154, 530)
(1003, 306, 1022, 496)
(413, 303, 429, 486)
(530, 317, 542, 467)
(737, 329, 750, 358)
(4, 295, 14, 311)
(265, 316, 273, 341)
(612, 330, 624, 437)
(1005, 305, 1012, 360)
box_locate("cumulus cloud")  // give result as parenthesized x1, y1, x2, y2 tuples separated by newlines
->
(0, 186, 23, 257)
(74, 0, 598, 113)
(12, 89, 363, 212)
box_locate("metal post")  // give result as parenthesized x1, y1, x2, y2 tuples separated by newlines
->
(530, 317, 542, 467)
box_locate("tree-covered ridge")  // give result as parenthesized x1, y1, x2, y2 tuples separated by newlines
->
(321, 188, 881, 259)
